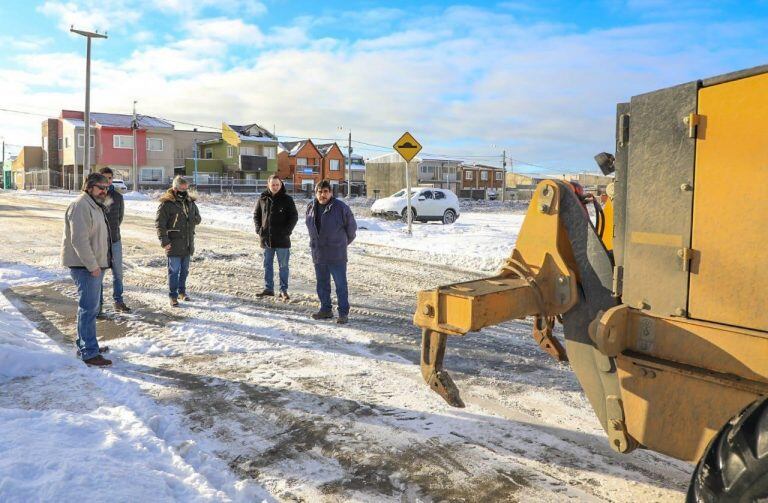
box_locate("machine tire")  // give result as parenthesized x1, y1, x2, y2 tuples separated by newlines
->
(401, 207, 417, 222)
(442, 209, 457, 225)
(687, 396, 768, 502)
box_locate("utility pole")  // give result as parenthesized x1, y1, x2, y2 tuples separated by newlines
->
(501, 149, 507, 202)
(193, 137, 198, 186)
(132, 100, 138, 191)
(347, 130, 352, 197)
(71, 26, 107, 189)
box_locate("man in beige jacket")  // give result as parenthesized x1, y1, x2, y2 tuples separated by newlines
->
(61, 172, 113, 366)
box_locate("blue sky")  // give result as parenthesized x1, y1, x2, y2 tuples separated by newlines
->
(1, 0, 767, 172)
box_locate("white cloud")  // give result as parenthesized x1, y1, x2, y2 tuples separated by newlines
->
(150, 0, 266, 17)
(37, 0, 140, 33)
(184, 17, 265, 45)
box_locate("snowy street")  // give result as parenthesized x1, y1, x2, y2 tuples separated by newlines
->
(0, 191, 691, 502)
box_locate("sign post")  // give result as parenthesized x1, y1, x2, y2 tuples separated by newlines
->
(393, 132, 422, 235)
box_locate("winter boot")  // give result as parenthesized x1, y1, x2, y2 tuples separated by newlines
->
(278, 291, 290, 301)
(256, 289, 275, 297)
(77, 346, 110, 357)
(114, 301, 132, 313)
(336, 315, 349, 325)
(170, 297, 179, 307)
(178, 293, 191, 302)
(84, 355, 112, 367)
(311, 310, 333, 320)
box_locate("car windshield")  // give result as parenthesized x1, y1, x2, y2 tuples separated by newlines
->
(391, 189, 418, 198)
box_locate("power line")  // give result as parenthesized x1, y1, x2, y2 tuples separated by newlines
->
(0, 104, 565, 171)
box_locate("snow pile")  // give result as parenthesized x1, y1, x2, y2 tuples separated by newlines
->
(0, 289, 74, 382)
(0, 266, 270, 502)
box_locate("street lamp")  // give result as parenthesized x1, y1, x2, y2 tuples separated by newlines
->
(70, 26, 107, 189)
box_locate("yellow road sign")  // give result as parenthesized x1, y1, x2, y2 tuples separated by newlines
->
(393, 131, 422, 162)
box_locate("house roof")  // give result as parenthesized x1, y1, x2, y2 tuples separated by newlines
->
(229, 123, 277, 141)
(61, 112, 173, 129)
(315, 142, 341, 156)
(279, 140, 313, 156)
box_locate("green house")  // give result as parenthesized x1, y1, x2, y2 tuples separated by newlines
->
(184, 123, 278, 182)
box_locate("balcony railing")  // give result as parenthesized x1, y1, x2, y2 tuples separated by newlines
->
(295, 165, 320, 175)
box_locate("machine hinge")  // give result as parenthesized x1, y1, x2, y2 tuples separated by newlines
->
(618, 113, 630, 148)
(612, 265, 623, 298)
(677, 247, 693, 272)
(683, 113, 701, 138)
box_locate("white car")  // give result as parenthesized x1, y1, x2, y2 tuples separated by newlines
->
(371, 187, 460, 224)
(111, 179, 128, 194)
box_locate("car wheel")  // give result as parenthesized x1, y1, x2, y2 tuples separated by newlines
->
(442, 209, 457, 224)
(401, 207, 416, 222)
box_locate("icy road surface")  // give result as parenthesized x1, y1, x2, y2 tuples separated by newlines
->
(0, 191, 691, 502)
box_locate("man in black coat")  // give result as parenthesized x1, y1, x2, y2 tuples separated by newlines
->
(253, 175, 298, 300)
(155, 176, 202, 307)
(98, 167, 131, 314)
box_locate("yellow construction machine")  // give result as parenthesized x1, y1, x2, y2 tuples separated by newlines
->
(414, 65, 768, 501)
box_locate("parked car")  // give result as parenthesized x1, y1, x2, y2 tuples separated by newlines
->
(111, 179, 128, 194)
(371, 187, 460, 224)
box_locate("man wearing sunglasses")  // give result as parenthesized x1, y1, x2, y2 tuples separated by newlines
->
(61, 172, 113, 366)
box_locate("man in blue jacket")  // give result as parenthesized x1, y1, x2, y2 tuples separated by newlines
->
(306, 179, 357, 324)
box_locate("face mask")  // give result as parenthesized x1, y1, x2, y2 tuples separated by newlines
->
(176, 190, 187, 198)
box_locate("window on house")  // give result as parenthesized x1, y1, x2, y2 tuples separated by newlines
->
(227, 146, 235, 158)
(114, 135, 133, 149)
(464, 171, 472, 180)
(147, 138, 164, 152)
(240, 146, 255, 156)
(58, 138, 63, 150)
(140, 167, 164, 182)
(78, 134, 95, 148)
(204, 148, 213, 159)
(296, 158, 307, 166)
(495, 171, 503, 181)
(64, 137, 70, 148)
(263, 146, 276, 159)
(480, 171, 488, 181)
(330, 159, 340, 171)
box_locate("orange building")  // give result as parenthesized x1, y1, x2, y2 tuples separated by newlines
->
(316, 142, 346, 188)
(277, 139, 323, 191)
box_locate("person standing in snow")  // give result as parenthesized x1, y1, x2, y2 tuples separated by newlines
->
(253, 174, 298, 300)
(305, 179, 357, 324)
(155, 176, 201, 308)
(61, 172, 113, 367)
(98, 167, 131, 314)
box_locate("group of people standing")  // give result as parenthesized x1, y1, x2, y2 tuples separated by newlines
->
(61, 171, 356, 367)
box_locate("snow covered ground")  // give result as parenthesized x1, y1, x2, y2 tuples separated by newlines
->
(0, 190, 691, 501)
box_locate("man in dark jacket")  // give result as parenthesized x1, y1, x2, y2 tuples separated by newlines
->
(306, 179, 357, 324)
(254, 175, 298, 300)
(155, 176, 202, 307)
(98, 167, 131, 313)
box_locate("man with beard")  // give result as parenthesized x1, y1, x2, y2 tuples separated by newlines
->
(61, 172, 113, 366)
(254, 175, 298, 300)
(98, 167, 131, 314)
(155, 176, 202, 307)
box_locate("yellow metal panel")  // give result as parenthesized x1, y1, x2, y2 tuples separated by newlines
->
(629, 231, 682, 248)
(222, 123, 241, 147)
(602, 198, 613, 251)
(617, 358, 758, 462)
(691, 73, 768, 331)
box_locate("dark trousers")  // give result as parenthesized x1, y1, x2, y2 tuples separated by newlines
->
(314, 262, 349, 316)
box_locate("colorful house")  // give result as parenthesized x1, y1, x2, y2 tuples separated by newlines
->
(277, 139, 323, 191)
(315, 142, 346, 190)
(185, 123, 278, 182)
